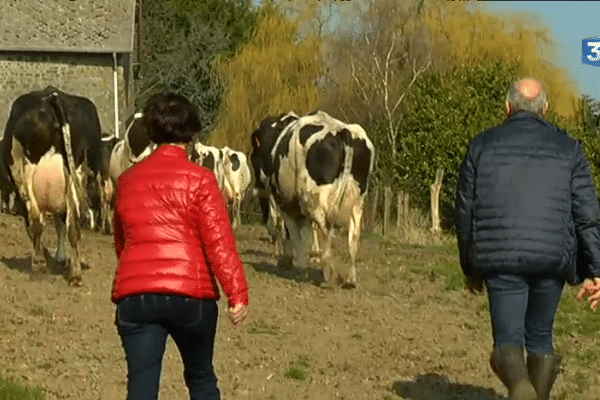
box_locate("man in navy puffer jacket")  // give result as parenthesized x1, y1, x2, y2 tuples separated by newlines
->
(455, 78, 600, 400)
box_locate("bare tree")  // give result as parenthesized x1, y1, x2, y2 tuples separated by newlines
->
(323, 0, 435, 160)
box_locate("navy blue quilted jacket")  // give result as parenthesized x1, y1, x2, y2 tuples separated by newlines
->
(455, 111, 600, 281)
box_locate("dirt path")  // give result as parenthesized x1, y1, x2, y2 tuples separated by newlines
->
(0, 212, 598, 399)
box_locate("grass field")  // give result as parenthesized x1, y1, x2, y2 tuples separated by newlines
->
(0, 376, 44, 400)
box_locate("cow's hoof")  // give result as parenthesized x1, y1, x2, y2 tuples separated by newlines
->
(341, 280, 357, 289)
(68, 276, 83, 287)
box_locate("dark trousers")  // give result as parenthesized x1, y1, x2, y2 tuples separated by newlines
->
(115, 294, 220, 400)
(485, 273, 565, 354)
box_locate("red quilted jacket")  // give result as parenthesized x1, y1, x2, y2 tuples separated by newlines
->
(111, 145, 249, 306)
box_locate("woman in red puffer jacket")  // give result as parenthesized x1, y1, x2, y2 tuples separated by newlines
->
(111, 92, 249, 400)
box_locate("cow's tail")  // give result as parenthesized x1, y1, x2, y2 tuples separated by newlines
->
(327, 144, 354, 226)
(48, 92, 89, 221)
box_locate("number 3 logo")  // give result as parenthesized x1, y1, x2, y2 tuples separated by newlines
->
(587, 42, 600, 62)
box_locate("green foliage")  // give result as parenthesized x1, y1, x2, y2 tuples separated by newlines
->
(137, 0, 258, 136)
(547, 98, 600, 191)
(391, 59, 520, 225)
(0, 376, 44, 400)
(391, 59, 600, 228)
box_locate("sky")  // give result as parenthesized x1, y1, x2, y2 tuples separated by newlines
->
(459, 1, 600, 101)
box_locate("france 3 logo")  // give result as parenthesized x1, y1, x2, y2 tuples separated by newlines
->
(583, 36, 600, 67)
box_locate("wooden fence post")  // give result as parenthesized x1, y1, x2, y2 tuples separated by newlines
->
(403, 192, 410, 230)
(368, 186, 379, 233)
(383, 186, 392, 236)
(430, 168, 444, 234)
(396, 191, 403, 232)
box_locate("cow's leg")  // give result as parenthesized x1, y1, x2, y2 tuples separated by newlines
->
(86, 209, 96, 231)
(276, 216, 285, 257)
(278, 213, 309, 272)
(345, 202, 364, 288)
(310, 222, 320, 259)
(53, 213, 68, 264)
(30, 216, 46, 275)
(101, 205, 111, 234)
(279, 221, 294, 269)
(65, 174, 83, 286)
(281, 214, 310, 274)
(312, 215, 338, 287)
(18, 152, 47, 275)
(229, 198, 239, 229)
(0, 190, 8, 213)
(101, 177, 114, 235)
(266, 196, 280, 250)
(107, 207, 115, 235)
(10, 141, 38, 241)
(234, 197, 242, 229)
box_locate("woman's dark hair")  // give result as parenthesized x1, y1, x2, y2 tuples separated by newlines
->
(143, 93, 202, 145)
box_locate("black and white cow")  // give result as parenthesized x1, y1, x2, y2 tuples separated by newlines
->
(250, 112, 299, 252)
(222, 146, 252, 228)
(83, 134, 118, 233)
(0, 86, 109, 285)
(251, 110, 374, 288)
(108, 112, 157, 188)
(190, 142, 252, 227)
(190, 142, 225, 191)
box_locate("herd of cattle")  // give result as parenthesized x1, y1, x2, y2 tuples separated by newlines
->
(0, 86, 375, 288)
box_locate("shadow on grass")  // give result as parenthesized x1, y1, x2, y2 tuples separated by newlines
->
(392, 373, 504, 400)
(248, 260, 325, 287)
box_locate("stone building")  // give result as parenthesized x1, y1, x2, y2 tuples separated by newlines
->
(0, 0, 139, 138)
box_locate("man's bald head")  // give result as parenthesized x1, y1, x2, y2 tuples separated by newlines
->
(505, 77, 548, 116)
(516, 78, 543, 99)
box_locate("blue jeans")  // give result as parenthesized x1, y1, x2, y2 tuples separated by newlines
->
(115, 294, 220, 400)
(485, 274, 565, 354)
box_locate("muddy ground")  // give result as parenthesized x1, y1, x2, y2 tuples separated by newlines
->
(0, 211, 598, 400)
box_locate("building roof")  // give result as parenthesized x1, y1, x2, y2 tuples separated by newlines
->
(0, 0, 137, 53)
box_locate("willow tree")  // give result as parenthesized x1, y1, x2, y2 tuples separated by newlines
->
(423, 2, 579, 117)
(209, 4, 324, 153)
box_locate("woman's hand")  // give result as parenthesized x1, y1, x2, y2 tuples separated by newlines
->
(229, 303, 248, 326)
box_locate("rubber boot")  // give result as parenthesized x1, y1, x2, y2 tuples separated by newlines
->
(527, 352, 561, 400)
(490, 344, 537, 400)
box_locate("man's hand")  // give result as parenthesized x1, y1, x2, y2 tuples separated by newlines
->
(576, 277, 600, 311)
(464, 276, 485, 295)
(229, 303, 248, 326)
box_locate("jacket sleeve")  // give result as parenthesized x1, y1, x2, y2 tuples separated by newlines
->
(455, 144, 476, 278)
(194, 172, 249, 306)
(571, 141, 600, 279)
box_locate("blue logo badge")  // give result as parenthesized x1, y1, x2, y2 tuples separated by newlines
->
(583, 36, 600, 67)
